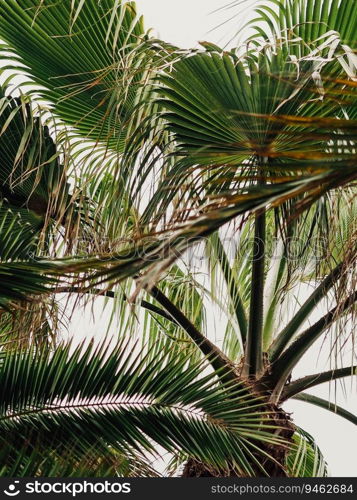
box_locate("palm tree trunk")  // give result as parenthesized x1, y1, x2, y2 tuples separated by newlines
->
(243, 208, 266, 377)
(243, 159, 267, 378)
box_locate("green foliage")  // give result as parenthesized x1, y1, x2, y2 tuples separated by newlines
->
(0, 0, 355, 478)
(0, 0, 147, 150)
(287, 428, 328, 477)
(0, 338, 281, 476)
(248, 0, 357, 47)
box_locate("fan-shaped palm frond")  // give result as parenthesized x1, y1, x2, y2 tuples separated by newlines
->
(0, 0, 148, 151)
(0, 85, 94, 258)
(247, 0, 356, 48)
(0, 89, 67, 238)
(156, 46, 355, 174)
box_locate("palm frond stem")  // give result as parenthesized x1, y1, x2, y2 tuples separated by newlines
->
(55, 286, 173, 322)
(292, 393, 357, 426)
(282, 366, 357, 401)
(148, 285, 238, 384)
(269, 290, 357, 401)
(269, 263, 345, 361)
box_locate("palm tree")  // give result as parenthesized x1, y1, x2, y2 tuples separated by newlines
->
(0, 0, 355, 477)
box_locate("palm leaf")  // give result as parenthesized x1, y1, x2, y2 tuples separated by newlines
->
(0, 0, 147, 150)
(286, 427, 328, 477)
(0, 89, 67, 231)
(0, 86, 92, 260)
(0, 338, 284, 476)
(247, 0, 357, 47)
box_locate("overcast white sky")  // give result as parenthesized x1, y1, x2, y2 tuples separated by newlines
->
(102, 0, 355, 477)
(136, 0, 257, 48)
(137, 0, 227, 47)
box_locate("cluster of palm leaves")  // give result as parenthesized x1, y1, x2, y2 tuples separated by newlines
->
(0, 0, 355, 477)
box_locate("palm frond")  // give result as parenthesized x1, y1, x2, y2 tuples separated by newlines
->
(0, 338, 283, 477)
(0, 0, 148, 151)
(247, 0, 357, 47)
(0, 89, 68, 229)
(287, 427, 328, 477)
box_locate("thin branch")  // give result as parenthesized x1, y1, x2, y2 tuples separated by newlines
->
(292, 393, 357, 426)
(282, 366, 357, 401)
(148, 285, 238, 384)
(55, 287, 174, 322)
(57, 285, 238, 383)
